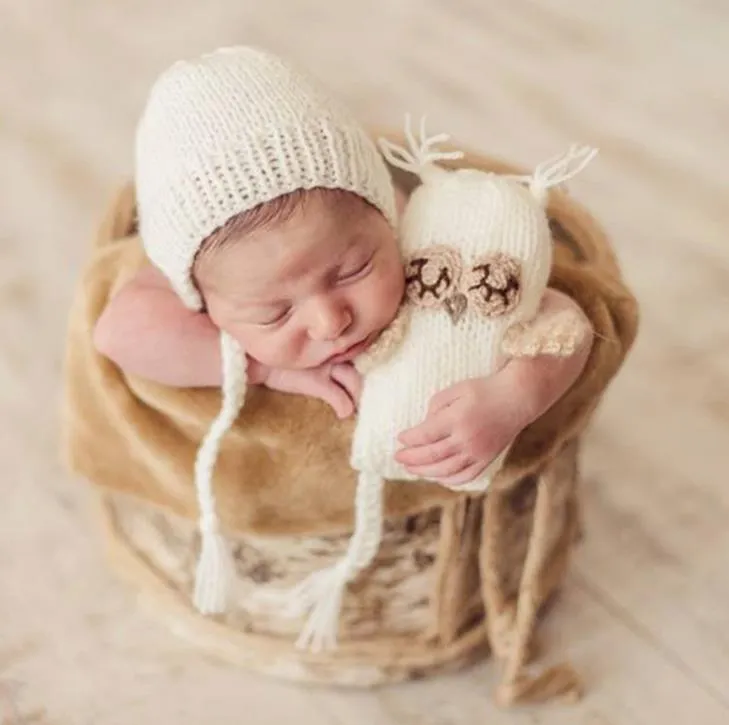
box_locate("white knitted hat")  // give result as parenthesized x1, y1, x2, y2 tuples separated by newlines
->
(279, 116, 598, 652)
(135, 45, 397, 311)
(133, 46, 397, 616)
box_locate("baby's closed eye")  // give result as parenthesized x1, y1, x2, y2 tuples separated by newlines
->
(248, 305, 293, 327)
(337, 252, 374, 283)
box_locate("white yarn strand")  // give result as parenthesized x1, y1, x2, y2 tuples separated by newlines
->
(192, 331, 248, 615)
(136, 47, 399, 309)
(288, 471, 385, 652)
(378, 113, 464, 177)
(528, 144, 598, 202)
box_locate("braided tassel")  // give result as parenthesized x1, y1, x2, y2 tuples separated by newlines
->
(192, 331, 247, 615)
(286, 471, 385, 652)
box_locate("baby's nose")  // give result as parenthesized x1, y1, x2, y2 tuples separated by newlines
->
(307, 295, 352, 341)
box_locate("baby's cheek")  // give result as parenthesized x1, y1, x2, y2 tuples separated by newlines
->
(211, 307, 309, 368)
(356, 279, 390, 328)
(245, 327, 315, 369)
(377, 262, 406, 321)
(241, 332, 285, 366)
(225, 325, 272, 362)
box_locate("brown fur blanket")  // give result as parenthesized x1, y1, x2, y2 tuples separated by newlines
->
(61, 140, 639, 537)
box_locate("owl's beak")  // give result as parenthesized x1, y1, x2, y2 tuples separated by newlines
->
(443, 292, 468, 325)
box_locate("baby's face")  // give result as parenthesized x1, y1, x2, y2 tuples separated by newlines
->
(197, 191, 406, 370)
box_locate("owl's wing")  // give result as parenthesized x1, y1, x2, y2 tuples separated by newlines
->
(501, 306, 588, 358)
(354, 304, 412, 374)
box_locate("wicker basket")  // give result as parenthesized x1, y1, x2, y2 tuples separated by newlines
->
(96, 438, 579, 689)
(64, 133, 639, 704)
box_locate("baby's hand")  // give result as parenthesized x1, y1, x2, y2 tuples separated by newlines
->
(264, 363, 363, 419)
(394, 377, 522, 487)
(395, 291, 592, 487)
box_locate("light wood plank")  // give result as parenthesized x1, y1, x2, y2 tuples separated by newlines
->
(1, 0, 728, 722)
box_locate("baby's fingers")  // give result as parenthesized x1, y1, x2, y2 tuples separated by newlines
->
(398, 411, 452, 447)
(404, 454, 474, 481)
(330, 363, 363, 404)
(395, 437, 458, 467)
(312, 378, 355, 419)
(437, 460, 489, 488)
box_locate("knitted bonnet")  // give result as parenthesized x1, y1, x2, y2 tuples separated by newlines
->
(134, 46, 397, 615)
(282, 116, 598, 652)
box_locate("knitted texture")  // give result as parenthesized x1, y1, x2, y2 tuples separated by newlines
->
(287, 116, 598, 650)
(354, 126, 597, 491)
(351, 169, 553, 491)
(192, 331, 247, 614)
(134, 45, 397, 311)
(132, 45, 398, 616)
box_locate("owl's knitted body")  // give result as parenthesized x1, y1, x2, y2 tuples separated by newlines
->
(286, 119, 597, 653)
(352, 170, 552, 491)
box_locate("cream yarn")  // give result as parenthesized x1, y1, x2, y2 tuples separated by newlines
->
(285, 116, 598, 652)
(135, 45, 397, 311)
(133, 46, 397, 616)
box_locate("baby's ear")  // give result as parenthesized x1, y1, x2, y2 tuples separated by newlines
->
(355, 305, 411, 375)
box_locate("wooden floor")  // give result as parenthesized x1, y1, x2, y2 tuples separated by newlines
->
(2, 0, 729, 722)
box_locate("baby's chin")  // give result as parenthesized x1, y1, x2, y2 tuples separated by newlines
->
(283, 330, 381, 369)
(323, 331, 379, 365)
(252, 319, 393, 370)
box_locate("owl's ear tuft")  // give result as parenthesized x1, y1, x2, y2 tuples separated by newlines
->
(378, 114, 464, 180)
(528, 145, 598, 205)
(501, 145, 598, 205)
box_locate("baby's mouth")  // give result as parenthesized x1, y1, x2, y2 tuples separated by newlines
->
(327, 333, 375, 363)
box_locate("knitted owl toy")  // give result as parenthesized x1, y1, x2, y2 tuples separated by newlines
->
(284, 117, 598, 652)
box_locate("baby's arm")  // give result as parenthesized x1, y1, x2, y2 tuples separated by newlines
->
(396, 289, 593, 487)
(93, 265, 359, 415)
(93, 264, 267, 387)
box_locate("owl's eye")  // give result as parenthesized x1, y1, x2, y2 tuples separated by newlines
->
(404, 245, 462, 308)
(463, 253, 521, 317)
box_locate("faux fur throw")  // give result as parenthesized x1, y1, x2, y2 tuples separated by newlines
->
(61, 139, 638, 559)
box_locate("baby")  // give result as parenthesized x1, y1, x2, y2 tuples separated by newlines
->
(94, 46, 593, 491)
